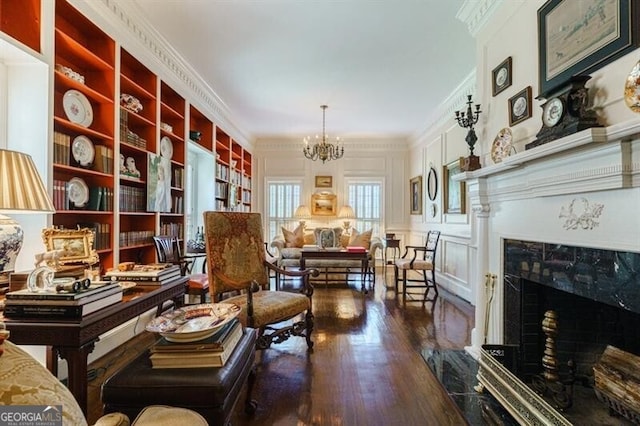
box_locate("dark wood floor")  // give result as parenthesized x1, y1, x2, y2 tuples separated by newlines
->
(86, 266, 475, 425)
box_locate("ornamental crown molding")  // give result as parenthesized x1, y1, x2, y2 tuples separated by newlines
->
(68, 0, 252, 148)
(456, 0, 503, 37)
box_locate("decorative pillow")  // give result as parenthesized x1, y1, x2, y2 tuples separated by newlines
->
(303, 232, 316, 245)
(339, 233, 350, 248)
(348, 228, 373, 249)
(282, 224, 304, 248)
(314, 227, 343, 248)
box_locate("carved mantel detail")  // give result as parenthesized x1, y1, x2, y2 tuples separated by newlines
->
(559, 197, 604, 230)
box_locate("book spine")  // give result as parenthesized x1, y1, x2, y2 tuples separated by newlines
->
(104, 273, 179, 282)
(6, 284, 121, 301)
(4, 304, 85, 318)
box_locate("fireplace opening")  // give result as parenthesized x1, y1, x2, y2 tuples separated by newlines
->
(501, 239, 640, 424)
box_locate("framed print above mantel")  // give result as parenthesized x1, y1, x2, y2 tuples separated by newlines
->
(492, 56, 512, 96)
(508, 86, 533, 126)
(538, 0, 640, 97)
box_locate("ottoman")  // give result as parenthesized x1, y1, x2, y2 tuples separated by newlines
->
(102, 328, 257, 426)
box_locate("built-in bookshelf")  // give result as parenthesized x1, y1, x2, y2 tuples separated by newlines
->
(5, 0, 252, 273)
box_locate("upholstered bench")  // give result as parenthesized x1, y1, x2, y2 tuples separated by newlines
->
(102, 328, 257, 426)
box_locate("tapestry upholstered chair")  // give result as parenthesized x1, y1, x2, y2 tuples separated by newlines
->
(153, 235, 209, 303)
(0, 324, 207, 426)
(203, 211, 318, 350)
(394, 230, 441, 301)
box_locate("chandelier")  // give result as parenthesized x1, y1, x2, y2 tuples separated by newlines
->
(303, 105, 344, 163)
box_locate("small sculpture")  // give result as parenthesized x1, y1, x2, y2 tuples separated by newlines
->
(120, 156, 141, 178)
(34, 249, 65, 269)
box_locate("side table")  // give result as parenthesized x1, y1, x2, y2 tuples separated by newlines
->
(384, 238, 401, 265)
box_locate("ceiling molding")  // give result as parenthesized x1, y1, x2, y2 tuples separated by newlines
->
(68, 0, 253, 148)
(456, 0, 504, 37)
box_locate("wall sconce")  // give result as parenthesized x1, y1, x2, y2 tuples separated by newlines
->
(0, 149, 55, 283)
(338, 205, 356, 235)
(454, 94, 482, 172)
(294, 205, 311, 230)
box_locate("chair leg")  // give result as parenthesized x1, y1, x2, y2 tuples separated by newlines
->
(304, 309, 314, 350)
(402, 270, 407, 299)
(393, 265, 399, 293)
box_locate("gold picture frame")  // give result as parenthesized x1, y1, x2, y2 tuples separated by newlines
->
(443, 160, 466, 214)
(315, 175, 333, 188)
(42, 227, 99, 266)
(311, 192, 337, 216)
(410, 176, 422, 215)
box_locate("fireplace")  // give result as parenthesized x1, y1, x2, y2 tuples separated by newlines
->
(497, 239, 640, 423)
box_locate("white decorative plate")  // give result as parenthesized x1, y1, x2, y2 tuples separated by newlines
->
(491, 128, 513, 164)
(68, 177, 89, 208)
(71, 135, 95, 167)
(160, 136, 173, 159)
(145, 303, 241, 343)
(624, 59, 640, 113)
(63, 89, 93, 127)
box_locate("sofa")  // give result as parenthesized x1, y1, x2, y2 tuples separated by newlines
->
(270, 226, 383, 284)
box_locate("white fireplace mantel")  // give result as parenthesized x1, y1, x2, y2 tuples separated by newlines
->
(458, 119, 640, 357)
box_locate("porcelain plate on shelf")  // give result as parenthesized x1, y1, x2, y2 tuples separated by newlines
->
(67, 177, 89, 208)
(160, 136, 173, 159)
(145, 303, 241, 343)
(63, 89, 93, 127)
(624, 59, 640, 113)
(71, 135, 95, 167)
(491, 128, 513, 164)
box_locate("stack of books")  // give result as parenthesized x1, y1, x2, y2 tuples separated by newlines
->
(104, 264, 181, 285)
(4, 282, 123, 319)
(149, 319, 243, 369)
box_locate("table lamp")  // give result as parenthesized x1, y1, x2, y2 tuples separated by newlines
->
(338, 205, 356, 235)
(0, 149, 55, 283)
(294, 205, 311, 230)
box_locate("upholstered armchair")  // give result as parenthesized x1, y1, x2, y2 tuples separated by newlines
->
(0, 324, 207, 426)
(203, 211, 318, 350)
(394, 230, 441, 301)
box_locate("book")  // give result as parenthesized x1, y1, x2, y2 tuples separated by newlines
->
(3, 291, 123, 318)
(346, 246, 367, 253)
(6, 282, 121, 301)
(5, 285, 122, 306)
(150, 319, 240, 353)
(104, 270, 181, 283)
(104, 264, 180, 278)
(150, 323, 243, 368)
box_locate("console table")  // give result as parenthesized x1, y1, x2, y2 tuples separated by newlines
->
(2, 276, 187, 415)
(300, 249, 370, 293)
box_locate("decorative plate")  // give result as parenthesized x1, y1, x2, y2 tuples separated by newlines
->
(145, 303, 241, 343)
(160, 136, 173, 159)
(68, 177, 89, 208)
(71, 135, 95, 167)
(118, 281, 137, 292)
(624, 59, 640, 113)
(491, 128, 513, 164)
(63, 89, 93, 127)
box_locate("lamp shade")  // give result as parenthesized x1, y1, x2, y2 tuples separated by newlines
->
(338, 205, 355, 219)
(0, 149, 54, 213)
(294, 205, 311, 219)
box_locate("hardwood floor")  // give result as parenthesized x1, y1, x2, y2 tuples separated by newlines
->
(87, 267, 475, 425)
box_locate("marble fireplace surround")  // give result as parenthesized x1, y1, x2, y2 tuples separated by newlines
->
(456, 121, 640, 422)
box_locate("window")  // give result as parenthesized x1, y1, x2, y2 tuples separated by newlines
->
(266, 180, 302, 242)
(346, 180, 383, 236)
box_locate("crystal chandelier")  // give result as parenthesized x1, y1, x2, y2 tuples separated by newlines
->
(303, 105, 343, 163)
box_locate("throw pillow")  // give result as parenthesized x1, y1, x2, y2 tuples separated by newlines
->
(282, 224, 304, 248)
(348, 228, 373, 249)
(314, 227, 343, 248)
(303, 232, 316, 245)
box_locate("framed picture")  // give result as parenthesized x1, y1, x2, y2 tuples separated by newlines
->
(147, 153, 172, 212)
(41, 227, 99, 266)
(315, 175, 333, 188)
(538, 0, 639, 96)
(410, 176, 422, 215)
(443, 160, 466, 214)
(508, 86, 532, 126)
(492, 56, 512, 96)
(427, 167, 438, 201)
(311, 192, 337, 216)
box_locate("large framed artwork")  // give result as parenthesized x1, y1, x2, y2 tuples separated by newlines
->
(443, 160, 466, 214)
(147, 153, 172, 212)
(311, 192, 337, 216)
(410, 176, 422, 215)
(538, 0, 639, 96)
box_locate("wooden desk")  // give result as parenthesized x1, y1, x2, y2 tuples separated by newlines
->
(2, 276, 187, 416)
(300, 249, 370, 293)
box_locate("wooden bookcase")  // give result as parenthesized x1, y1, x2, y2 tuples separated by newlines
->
(52, 0, 116, 271)
(2, 0, 253, 273)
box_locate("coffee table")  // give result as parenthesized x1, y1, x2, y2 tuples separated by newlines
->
(299, 249, 371, 293)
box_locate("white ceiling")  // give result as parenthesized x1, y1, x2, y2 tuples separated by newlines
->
(130, 0, 475, 141)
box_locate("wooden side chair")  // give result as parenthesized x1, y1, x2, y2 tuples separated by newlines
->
(203, 211, 318, 350)
(153, 235, 209, 304)
(394, 230, 441, 301)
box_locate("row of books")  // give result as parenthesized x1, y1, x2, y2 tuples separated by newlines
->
(159, 222, 183, 238)
(119, 230, 154, 248)
(149, 319, 243, 368)
(53, 131, 114, 174)
(78, 222, 111, 251)
(120, 109, 148, 149)
(170, 195, 184, 214)
(4, 282, 123, 319)
(119, 185, 146, 212)
(52, 180, 114, 211)
(104, 264, 181, 284)
(172, 167, 184, 189)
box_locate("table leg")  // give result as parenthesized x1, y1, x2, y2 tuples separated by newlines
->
(57, 342, 95, 416)
(361, 258, 368, 294)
